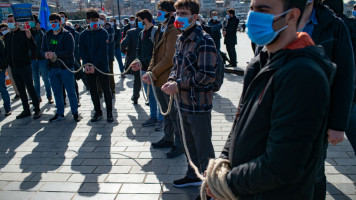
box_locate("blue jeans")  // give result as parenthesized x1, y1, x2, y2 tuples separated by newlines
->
(141, 71, 163, 121)
(49, 68, 78, 115)
(31, 59, 52, 98)
(115, 48, 124, 73)
(0, 70, 11, 112)
(346, 102, 356, 156)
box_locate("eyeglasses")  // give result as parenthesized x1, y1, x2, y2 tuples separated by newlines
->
(173, 11, 191, 17)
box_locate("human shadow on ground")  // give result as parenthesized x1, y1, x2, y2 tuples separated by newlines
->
(19, 112, 77, 190)
(212, 93, 237, 123)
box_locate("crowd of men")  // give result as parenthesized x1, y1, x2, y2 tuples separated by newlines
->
(0, 0, 356, 199)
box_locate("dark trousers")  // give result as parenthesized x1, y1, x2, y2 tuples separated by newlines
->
(213, 38, 221, 52)
(226, 43, 237, 67)
(11, 65, 40, 112)
(87, 73, 112, 115)
(98, 61, 115, 95)
(155, 86, 182, 148)
(314, 138, 328, 200)
(178, 111, 215, 179)
(132, 70, 141, 100)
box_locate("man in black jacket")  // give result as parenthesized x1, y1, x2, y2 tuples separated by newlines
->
(0, 25, 11, 116)
(123, 16, 136, 38)
(41, 13, 80, 122)
(121, 19, 142, 104)
(204, 0, 336, 199)
(208, 11, 222, 51)
(110, 18, 125, 78)
(223, 9, 239, 67)
(4, 14, 42, 119)
(30, 14, 53, 104)
(324, 0, 356, 157)
(297, 1, 355, 199)
(80, 10, 113, 123)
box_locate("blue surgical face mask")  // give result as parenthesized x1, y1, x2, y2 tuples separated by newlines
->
(1, 29, 9, 36)
(8, 23, 16, 30)
(157, 10, 168, 23)
(138, 21, 145, 29)
(90, 22, 100, 30)
(226, 15, 230, 19)
(246, 9, 291, 46)
(50, 23, 60, 31)
(29, 21, 36, 28)
(212, 16, 218, 21)
(353, 10, 356, 17)
(174, 16, 191, 31)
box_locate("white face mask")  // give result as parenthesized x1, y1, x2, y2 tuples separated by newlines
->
(129, 20, 135, 25)
(99, 20, 105, 26)
(61, 17, 66, 24)
(196, 21, 201, 25)
(109, 22, 115, 27)
(212, 16, 218, 20)
(1, 29, 9, 36)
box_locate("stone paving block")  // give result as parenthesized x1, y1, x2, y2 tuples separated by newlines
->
(79, 183, 122, 193)
(144, 175, 183, 184)
(167, 166, 188, 175)
(81, 159, 118, 166)
(326, 194, 356, 200)
(0, 191, 36, 200)
(327, 174, 354, 184)
(150, 158, 187, 166)
(109, 152, 140, 159)
(0, 181, 8, 190)
(30, 192, 76, 200)
(106, 174, 145, 183)
(334, 158, 356, 166)
(0, 172, 36, 181)
(0, 164, 25, 173)
(116, 194, 160, 200)
(114, 158, 152, 166)
(73, 193, 117, 200)
(39, 182, 82, 192)
(327, 183, 356, 195)
(120, 183, 161, 193)
(30, 173, 72, 182)
(67, 174, 108, 183)
(160, 193, 198, 200)
(94, 166, 131, 174)
(327, 152, 351, 158)
(59, 166, 96, 174)
(94, 147, 126, 152)
(130, 165, 168, 174)
(162, 183, 199, 194)
(2, 181, 45, 191)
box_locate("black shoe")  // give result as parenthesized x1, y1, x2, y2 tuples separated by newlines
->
(107, 113, 114, 123)
(121, 74, 126, 78)
(173, 176, 202, 188)
(33, 110, 42, 119)
(73, 114, 81, 122)
(155, 120, 164, 131)
(151, 139, 174, 148)
(16, 110, 31, 119)
(78, 102, 81, 107)
(145, 102, 149, 106)
(48, 97, 54, 104)
(131, 96, 138, 104)
(49, 114, 65, 122)
(167, 147, 185, 158)
(12, 94, 20, 101)
(142, 118, 158, 127)
(91, 113, 103, 122)
(5, 110, 11, 116)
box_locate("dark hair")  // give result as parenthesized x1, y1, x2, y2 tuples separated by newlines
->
(157, 0, 175, 12)
(314, 0, 324, 5)
(7, 14, 13, 18)
(58, 11, 67, 18)
(0, 23, 8, 29)
(86, 9, 99, 19)
(111, 18, 117, 23)
(174, 0, 200, 15)
(33, 14, 40, 24)
(282, 0, 308, 25)
(227, 9, 235, 16)
(136, 9, 153, 22)
(124, 18, 129, 23)
(49, 13, 61, 21)
(353, 4, 356, 9)
(322, 0, 343, 15)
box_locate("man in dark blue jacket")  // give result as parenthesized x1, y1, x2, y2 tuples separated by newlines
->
(80, 10, 113, 123)
(41, 13, 80, 122)
(208, 11, 222, 51)
(223, 9, 239, 67)
(110, 17, 125, 78)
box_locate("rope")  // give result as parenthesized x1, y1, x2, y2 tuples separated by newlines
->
(173, 91, 237, 200)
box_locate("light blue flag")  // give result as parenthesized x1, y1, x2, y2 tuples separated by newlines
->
(39, 0, 50, 31)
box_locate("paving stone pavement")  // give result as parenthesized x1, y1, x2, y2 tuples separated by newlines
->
(0, 33, 355, 200)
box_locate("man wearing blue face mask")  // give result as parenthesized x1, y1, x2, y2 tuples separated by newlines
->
(208, 11, 222, 51)
(161, 1, 217, 197)
(353, 4, 356, 18)
(80, 10, 113, 123)
(41, 13, 80, 122)
(204, 0, 336, 199)
(4, 14, 42, 120)
(30, 14, 53, 105)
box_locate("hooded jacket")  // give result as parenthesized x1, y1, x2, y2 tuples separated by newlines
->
(220, 33, 336, 200)
(121, 27, 142, 70)
(30, 28, 45, 60)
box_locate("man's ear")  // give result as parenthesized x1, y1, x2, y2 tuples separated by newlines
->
(286, 8, 300, 26)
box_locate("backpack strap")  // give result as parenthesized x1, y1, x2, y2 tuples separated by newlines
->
(150, 26, 158, 44)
